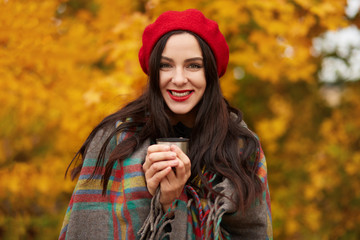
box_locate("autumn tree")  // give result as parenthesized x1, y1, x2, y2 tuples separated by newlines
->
(0, 0, 359, 239)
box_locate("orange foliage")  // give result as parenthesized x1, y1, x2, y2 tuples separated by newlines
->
(0, 0, 359, 239)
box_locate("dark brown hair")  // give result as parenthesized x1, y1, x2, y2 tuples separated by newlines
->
(67, 30, 263, 212)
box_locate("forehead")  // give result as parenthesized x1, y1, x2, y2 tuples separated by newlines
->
(162, 33, 202, 58)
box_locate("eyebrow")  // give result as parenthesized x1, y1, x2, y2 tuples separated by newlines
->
(161, 56, 203, 62)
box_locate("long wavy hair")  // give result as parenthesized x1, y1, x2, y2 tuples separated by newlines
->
(67, 30, 263, 212)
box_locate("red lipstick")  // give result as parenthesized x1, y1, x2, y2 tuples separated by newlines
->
(167, 90, 193, 102)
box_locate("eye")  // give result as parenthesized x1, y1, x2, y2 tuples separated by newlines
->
(187, 63, 203, 69)
(160, 63, 172, 69)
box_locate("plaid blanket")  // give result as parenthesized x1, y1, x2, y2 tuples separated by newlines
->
(59, 125, 272, 240)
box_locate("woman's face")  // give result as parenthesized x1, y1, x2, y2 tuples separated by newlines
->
(159, 33, 206, 122)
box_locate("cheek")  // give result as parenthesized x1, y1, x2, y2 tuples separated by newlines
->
(198, 80, 206, 98)
(193, 75, 206, 91)
(199, 88, 206, 100)
(158, 76, 166, 91)
(192, 71, 206, 87)
(159, 72, 170, 89)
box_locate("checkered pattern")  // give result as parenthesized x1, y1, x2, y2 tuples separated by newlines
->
(59, 125, 273, 239)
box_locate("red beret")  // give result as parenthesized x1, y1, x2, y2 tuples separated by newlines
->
(139, 9, 229, 77)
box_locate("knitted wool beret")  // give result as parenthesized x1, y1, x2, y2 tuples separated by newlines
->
(138, 9, 229, 77)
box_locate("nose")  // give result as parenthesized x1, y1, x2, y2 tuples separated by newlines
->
(171, 67, 188, 85)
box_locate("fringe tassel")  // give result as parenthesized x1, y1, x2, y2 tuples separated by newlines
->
(205, 178, 237, 240)
(139, 178, 236, 240)
(138, 187, 163, 240)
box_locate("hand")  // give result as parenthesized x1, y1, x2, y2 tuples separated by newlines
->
(159, 145, 191, 210)
(143, 144, 179, 196)
(143, 144, 191, 210)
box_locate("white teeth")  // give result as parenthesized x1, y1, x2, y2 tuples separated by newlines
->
(171, 91, 191, 97)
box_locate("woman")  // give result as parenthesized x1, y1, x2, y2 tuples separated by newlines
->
(59, 9, 272, 240)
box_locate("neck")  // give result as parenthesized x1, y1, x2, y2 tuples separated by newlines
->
(167, 109, 197, 128)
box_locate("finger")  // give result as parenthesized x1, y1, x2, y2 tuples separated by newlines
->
(144, 144, 171, 170)
(142, 155, 151, 172)
(147, 167, 172, 195)
(161, 172, 178, 194)
(145, 160, 179, 180)
(170, 145, 191, 172)
(173, 158, 187, 179)
(148, 151, 177, 164)
(164, 166, 178, 183)
(143, 151, 176, 172)
(147, 144, 171, 154)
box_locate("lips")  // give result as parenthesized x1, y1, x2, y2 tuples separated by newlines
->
(167, 90, 194, 102)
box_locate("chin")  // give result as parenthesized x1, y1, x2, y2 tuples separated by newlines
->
(170, 110, 191, 115)
(168, 106, 193, 115)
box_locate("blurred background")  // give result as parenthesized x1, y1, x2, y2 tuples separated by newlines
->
(1, 0, 360, 239)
